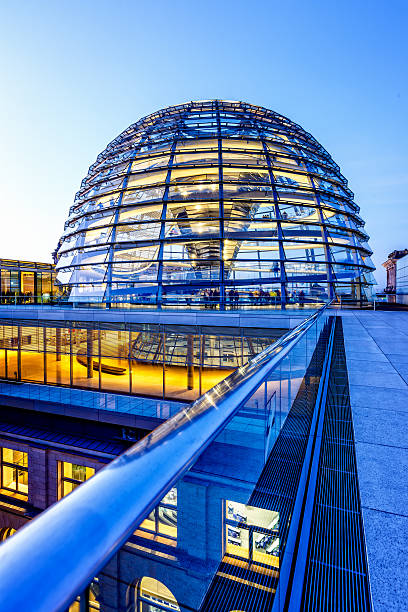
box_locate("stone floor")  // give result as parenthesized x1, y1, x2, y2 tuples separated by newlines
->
(340, 310, 408, 612)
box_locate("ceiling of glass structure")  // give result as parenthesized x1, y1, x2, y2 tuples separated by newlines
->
(55, 100, 375, 305)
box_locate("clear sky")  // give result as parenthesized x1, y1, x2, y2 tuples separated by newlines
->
(0, 0, 407, 288)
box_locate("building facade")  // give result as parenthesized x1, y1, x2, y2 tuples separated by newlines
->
(55, 100, 375, 307)
(0, 259, 58, 305)
(383, 249, 408, 304)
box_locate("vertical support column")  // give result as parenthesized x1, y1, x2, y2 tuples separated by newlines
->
(56, 327, 61, 362)
(157, 130, 183, 308)
(261, 139, 287, 308)
(162, 331, 166, 400)
(86, 328, 93, 379)
(43, 327, 47, 384)
(17, 325, 21, 380)
(34, 272, 39, 305)
(307, 172, 335, 300)
(104, 127, 154, 307)
(128, 329, 132, 394)
(187, 334, 194, 390)
(98, 329, 102, 391)
(215, 100, 225, 310)
(356, 279, 362, 303)
(17, 268, 21, 305)
(28, 447, 48, 510)
(198, 334, 202, 396)
(69, 328, 73, 387)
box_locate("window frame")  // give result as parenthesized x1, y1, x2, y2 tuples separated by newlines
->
(58, 461, 95, 499)
(0, 446, 28, 499)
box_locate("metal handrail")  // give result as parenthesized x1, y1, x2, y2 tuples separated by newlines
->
(0, 301, 333, 612)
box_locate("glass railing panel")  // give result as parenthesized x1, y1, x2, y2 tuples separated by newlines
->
(0, 305, 333, 612)
(76, 310, 332, 612)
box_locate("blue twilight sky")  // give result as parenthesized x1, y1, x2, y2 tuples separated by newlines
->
(0, 0, 407, 288)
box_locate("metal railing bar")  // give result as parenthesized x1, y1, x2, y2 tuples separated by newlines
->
(286, 318, 336, 611)
(271, 315, 335, 612)
(0, 302, 332, 612)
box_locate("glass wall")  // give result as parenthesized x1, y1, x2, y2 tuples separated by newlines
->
(0, 321, 281, 401)
(67, 308, 332, 612)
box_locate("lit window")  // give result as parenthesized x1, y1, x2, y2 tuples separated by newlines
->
(224, 500, 279, 568)
(138, 577, 180, 611)
(0, 527, 16, 541)
(137, 487, 177, 541)
(0, 447, 28, 499)
(58, 461, 95, 499)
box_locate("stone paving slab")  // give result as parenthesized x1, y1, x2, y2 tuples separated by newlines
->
(348, 369, 407, 389)
(353, 405, 408, 448)
(362, 508, 408, 612)
(340, 310, 408, 611)
(349, 384, 408, 413)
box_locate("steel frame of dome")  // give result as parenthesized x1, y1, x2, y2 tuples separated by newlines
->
(55, 100, 375, 308)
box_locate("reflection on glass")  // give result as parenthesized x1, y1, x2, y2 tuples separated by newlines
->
(138, 487, 178, 542)
(138, 577, 180, 612)
(225, 500, 279, 568)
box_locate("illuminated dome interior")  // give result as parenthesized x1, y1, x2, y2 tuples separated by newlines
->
(55, 100, 375, 306)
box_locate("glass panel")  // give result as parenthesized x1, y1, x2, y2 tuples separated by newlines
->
(13, 450, 28, 468)
(225, 525, 249, 559)
(2, 466, 16, 490)
(17, 468, 28, 494)
(173, 151, 218, 166)
(168, 183, 219, 200)
(162, 487, 177, 507)
(157, 507, 177, 538)
(71, 329, 100, 390)
(253, 531, 280, 565)
(139, 577, 180, 611)
(0, 347, 5, 378)
(139, 511, 156, 533)
(63, 481, 77, 496)
(100, 330, 130, 393)
(20, 272, 35, 303)
(21, 350, 44, 384)
(131, 155, 170, 172)
(127, 170, 167, 188)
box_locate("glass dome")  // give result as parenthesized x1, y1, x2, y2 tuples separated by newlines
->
(55, 100, 375, 307)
